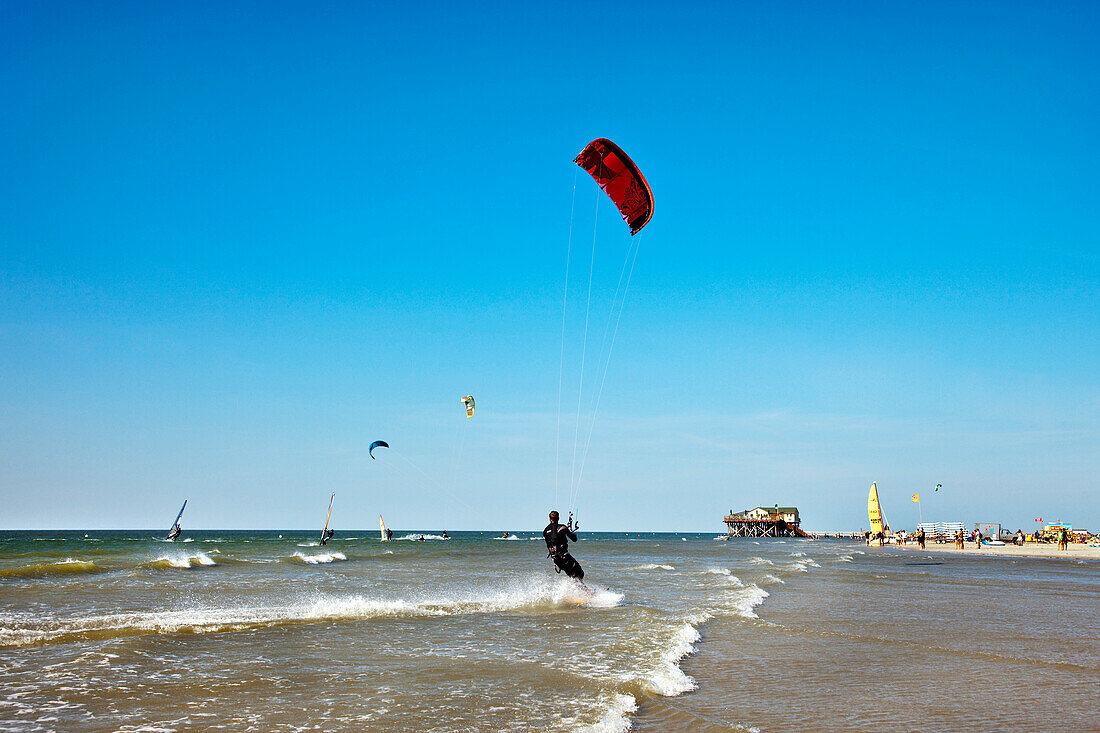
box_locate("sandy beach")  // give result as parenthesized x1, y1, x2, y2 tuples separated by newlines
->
(889, 541, 1100, 560)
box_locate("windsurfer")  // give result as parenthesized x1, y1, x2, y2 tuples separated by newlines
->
(320, 528, 335, 546)
(543, 511, 583, 580)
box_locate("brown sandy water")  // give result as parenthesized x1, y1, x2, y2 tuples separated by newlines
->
(1, 531, 1096, 731)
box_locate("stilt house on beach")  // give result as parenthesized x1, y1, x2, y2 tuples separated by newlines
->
(724, 506, 809, 538)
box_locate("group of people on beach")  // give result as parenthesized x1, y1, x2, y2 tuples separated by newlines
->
(881, 526, 1080, 550)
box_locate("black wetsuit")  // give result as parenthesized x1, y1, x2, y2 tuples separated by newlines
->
(166, 526, 181, 541)
(321, 528, 334, 546)
(543, 522, 583, 580)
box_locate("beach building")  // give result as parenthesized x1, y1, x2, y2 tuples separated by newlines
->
(724, 506, 808, 538)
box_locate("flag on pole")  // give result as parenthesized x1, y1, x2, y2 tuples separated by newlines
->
(1035, 517, 1043, 522)
(911, 494, 919, 503)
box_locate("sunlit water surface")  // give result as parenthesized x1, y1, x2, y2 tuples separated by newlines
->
(1, 531, 1097, 731)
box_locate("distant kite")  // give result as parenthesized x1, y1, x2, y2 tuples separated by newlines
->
(369, 440, 389, 459)
(461, 395, 475, 418)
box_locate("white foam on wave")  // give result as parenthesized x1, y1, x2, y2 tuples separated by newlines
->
(633, 563, 675, 571)
(836, 554, 854, 562)
(150, 552, 217, 569)
(760, 573, 784, 585)
(290, 551, 347, 565)
(790, 551, 807, 557)
(727, 584, 769, 619)
(580, 693, 637, 733)
(640, 617, 707, 696)
(297, 542, 320, 547)
(749, 556, 774, 566)
(0, 575, 621, 648)
(786, 558, 821, 572)
(396, 534, 449, 541)
(584, 587, 625, 609)
(181, 538, 193, 543)
(703, 567, 732, 575)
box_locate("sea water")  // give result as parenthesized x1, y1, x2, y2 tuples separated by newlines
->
(1, 531, 1096, 731)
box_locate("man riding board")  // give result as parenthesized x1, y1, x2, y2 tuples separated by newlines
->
(543, 510, 583, 580)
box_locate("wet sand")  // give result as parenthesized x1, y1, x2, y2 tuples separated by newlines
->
(891, 541, 1100, 560)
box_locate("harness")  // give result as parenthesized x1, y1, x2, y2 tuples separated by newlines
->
(545, 515, 578, 572)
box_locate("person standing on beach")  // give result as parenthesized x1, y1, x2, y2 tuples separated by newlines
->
(917, 527, 926, 550)
(975, 529, 982, 548)
(1058, 527, 1069, 551)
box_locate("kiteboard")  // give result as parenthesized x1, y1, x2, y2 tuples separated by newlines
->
(562, 581, 599, 606)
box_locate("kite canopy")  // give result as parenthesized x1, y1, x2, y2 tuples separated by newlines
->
(461, 395, 475, 418)
(574, 138, 653, 235)
(369, 440, 389, 459)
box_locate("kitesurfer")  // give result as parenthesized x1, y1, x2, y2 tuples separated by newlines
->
(543, 510, 583, 580)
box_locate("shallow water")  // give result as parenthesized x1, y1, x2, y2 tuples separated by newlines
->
(1, 531, 1096, 731)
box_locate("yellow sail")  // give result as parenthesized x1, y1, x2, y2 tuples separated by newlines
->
(379, 515, 388, 542)
(867, 481, 890, 535)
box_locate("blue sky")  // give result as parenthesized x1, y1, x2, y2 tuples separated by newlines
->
(1, 1, 1097, 531)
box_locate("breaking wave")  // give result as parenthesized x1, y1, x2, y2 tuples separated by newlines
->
(633, 564, 675, 571)
(0, 559, 103, 580)
(141, 552, 218, 570)
(726, 584, 770, 619)
(286, 551, 347, 565)
(0, 575, 621, 649)
(581, 693, 637, 733)
(640, 619, 705, 696)
(786, 558, 821, 572)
